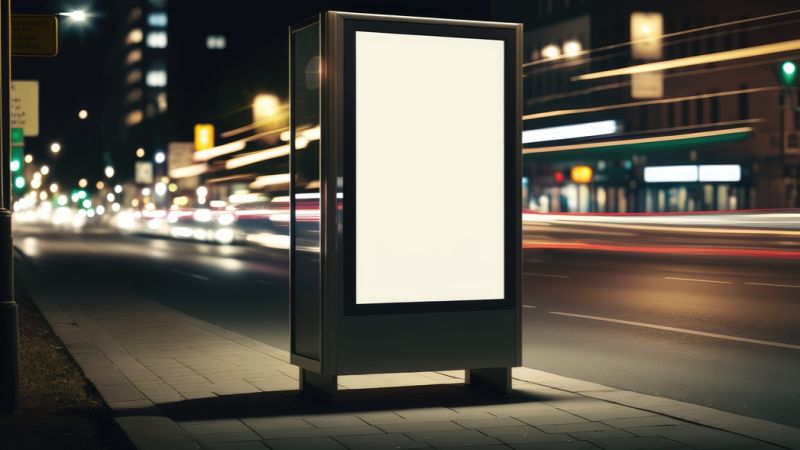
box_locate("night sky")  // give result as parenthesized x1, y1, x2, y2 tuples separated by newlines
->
(11, 0, 500, 186)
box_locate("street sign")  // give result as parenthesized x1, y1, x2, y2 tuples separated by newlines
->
(135, 161, 154, 184)
(11, 15, 58, 57)
(194, 124, 214, 151)
(10, 80, 39, 136)
(167, 142, 194, 178)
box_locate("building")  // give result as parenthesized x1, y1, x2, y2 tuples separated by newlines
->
(494, 0, 800, 212)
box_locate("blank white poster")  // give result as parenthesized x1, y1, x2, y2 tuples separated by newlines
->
(355, 31, 505, 304)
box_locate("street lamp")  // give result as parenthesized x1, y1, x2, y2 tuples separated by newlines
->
(136, 147, 145, 158)
(78, 109, 88, 120)
(104, 166, 115, 178)
(40, 165, 50, 175)
(78, 178, 88, 188)
(59, 10, 90, 24)
(50, 142, 61, 154)
(253, 94, 279, 124)
(154, 151, 166, 164)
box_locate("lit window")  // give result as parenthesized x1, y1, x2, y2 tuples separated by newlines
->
(126, 69, 142, 85)
(126, 89, 143, 103)
(126, 28, 143, 45)
(147, 12, 168, 27)
(126, 49, 142, 65)
(128, 7, 142, 23)
(206, 35, 226, 50)
(126, 110, 143, 126)
(157, 91, 168, 112)
(146, 70, 167, 87)
(146, 31, 168, 48)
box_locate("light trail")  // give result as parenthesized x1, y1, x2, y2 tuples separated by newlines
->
(523, 87, 779, 121)
(524, 8, 800, 68)
(665, 277, 732, 285)
(574, 39, 800, 81)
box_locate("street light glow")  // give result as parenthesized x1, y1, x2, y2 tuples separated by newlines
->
(136, 147, 145, 158)
(105, 166, 115, 178)
(61, 9, 89, 23)
(253, 94, 280, 123)
(50, 142, 62, 154)
(50, 183, 58, 193)
(24, 154, 33, 164)
(154, 152, 166, 164)
(41, 165, 50, 175)
(78, 178, 88, 188)
(78, 109, 89, 119)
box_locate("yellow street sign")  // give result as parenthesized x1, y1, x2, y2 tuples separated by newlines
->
(194, 124, 215, 151)
(12, 15, 58, 57)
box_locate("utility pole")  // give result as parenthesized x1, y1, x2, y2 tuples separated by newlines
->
(0, 0, 19, 413)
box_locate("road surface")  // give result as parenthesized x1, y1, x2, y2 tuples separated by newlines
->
(12, 223, 800, 428)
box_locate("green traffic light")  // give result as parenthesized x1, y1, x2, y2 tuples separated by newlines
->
(14, 176, 25, 190)
(779, 60, 797, 86)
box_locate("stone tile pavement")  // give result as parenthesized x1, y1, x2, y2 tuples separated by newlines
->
(15, 253, 800, 450)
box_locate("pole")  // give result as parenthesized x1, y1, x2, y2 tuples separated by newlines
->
(0, 0, 20, 413)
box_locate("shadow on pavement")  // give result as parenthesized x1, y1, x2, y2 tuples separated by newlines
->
(153, 383, 558, 421)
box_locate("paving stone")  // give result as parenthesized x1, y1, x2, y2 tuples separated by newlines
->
(377, 421, 466, 433)
(589, 436, 681, 450)
(510, 442, 602, 450)
(334, 433, 430, 449)
(194, 430, 263, 444)
(536, 422, 615, 434)
(600, 417, 681, 429)
(243, 417, 316, 436)
(256, 425, 383, 440)
(515, 410, 587, 426)
(265, 436, 347, 449)
(303, 414, 368, 428)
(406, 429, 502, 448)
(396, 407, 463, 421)
(455, 417, 526, 429)
(481, 425, 576, 445)
(179, 419, 251, 435)
(568, 429, 634, 440)
(356, 411, 407, 425)
(205, 442, 268, 450)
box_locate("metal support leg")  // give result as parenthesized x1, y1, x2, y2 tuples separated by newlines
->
(300, 369, 337, 402)
(466, 367, 511, 394)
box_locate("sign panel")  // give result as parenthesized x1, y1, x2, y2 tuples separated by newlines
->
(354, 31, 505, 304)
(135, 161, 154, 184)
(12, 15, 58, 57)
(10, 80, 39, 136)
(194, 124, 214, 151)
(167, 141, 194, 178)
(630, 12, 663, 60)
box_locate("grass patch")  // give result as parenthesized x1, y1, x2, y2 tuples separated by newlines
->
(0, 286, 114, 449)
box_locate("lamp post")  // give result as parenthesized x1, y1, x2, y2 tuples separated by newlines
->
(778, 60, 797, 206)
(1, 0, 19, 413)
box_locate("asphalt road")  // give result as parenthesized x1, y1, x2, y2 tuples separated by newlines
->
(12, 224, 800, 428)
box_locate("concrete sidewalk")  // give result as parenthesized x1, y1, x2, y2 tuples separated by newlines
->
(14, 252, 800, 450)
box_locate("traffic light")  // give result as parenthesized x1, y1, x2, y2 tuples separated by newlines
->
(779, 60, 797, 87)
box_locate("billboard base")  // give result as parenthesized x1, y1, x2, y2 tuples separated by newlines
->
(466, 367, 512, 394)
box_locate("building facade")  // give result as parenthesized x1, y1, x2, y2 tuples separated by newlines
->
(495, 0, 800, 212)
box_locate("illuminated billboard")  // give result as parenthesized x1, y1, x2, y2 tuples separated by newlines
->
(354, 31, 505, 305)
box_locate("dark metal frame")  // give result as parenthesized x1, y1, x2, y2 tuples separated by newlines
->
(290, 11, 522, 379)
